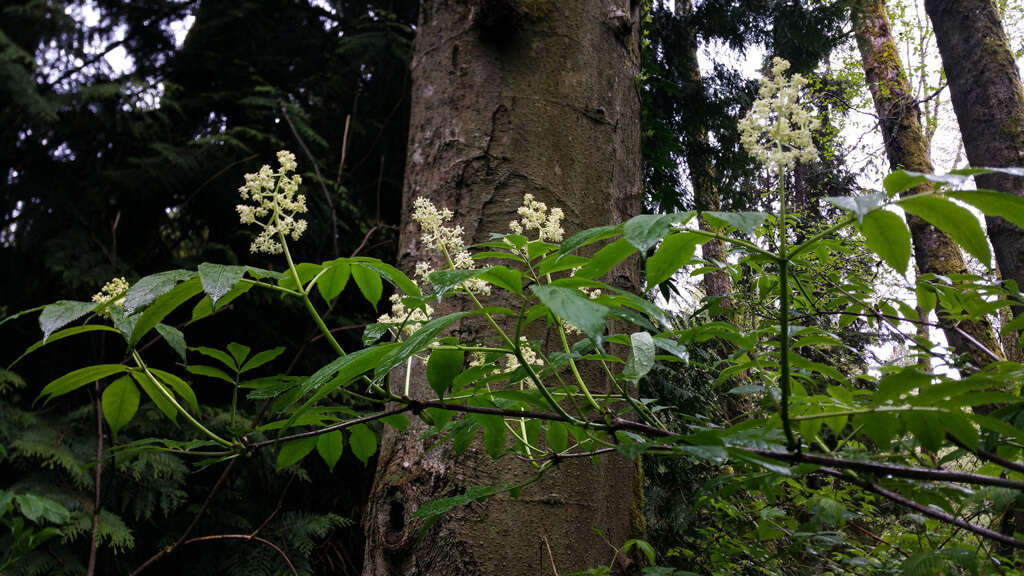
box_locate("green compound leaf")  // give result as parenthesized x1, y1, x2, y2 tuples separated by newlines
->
(149, 368, 199, 414)
(899, 195, 991, 265)
(478, 265, 523, 295)
(472, 413, 506, 459)
(240, 347, 286, 373)
(39, 300, 96, 344)
(276, 436, 318, 470)
(825, 193, 887, 225)
(102, 375, 140, 440)
(226, 342, 251, 367)
(531, 285, 610, 340)
(351, 262, 384, 310)
(317, 259, 351, 301)
(13, 324, 121, 367)
(39, 364, 130, 403)
(317, 430, 344, 471)
(428, 268, 490, 299)
(197, 263, 247, 306)
(646, 232, 703, 287)
(859, 209, 911, 274)
(546, 421, 568, 453)
(348, 423, 377, 465)
(130, 278, 204, 347)
(130, 371, 178, 425)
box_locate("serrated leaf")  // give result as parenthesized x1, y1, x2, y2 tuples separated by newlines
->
(428, 268, 489, 299)
(531, 285, 610, 340)
(855, 412, 901, 449)
(573, 237, 637, 279)
(546, 421, 568, 453)
(197, 263, 247, 306)
(317, 431, 344, 471)
(559, 225, 621, 254)
(903, 411, 944, 452)
(149, 369, 199, 414)
(185, 364, 234, 384)
(190, 346, 237, 370)
(189, 282, 252, 323)
(155, 324, 187, 363)
(950, 189, 1024, 231)
(703, 211, 767, 236)
(859, 209, 911, 274)
(348, 423, 377, 464)
(240, 347, 286, 373)
(351, 263, 383, 310)
(899, 195, 991, 265)
(102, 375, 140, 439)
(874, 367, 931, 405)
(294, 343, 401, 414)
(39, 300, 96, 343)
(39, 364, 129, 402)
(317, 259, 351, 301)
(646, 232, 703, 286)
(623, 212, 694, 253)
(226, 342, 251, 366)
(372, 312, 474, 381)
(825, 192, 887, 225)
(123, 270, 194, 313)
(276, 436, 318, 470)
(129, 278, 203, 346)
(426, 344, 463, 400)
(12, 324, 121, 367)
(478, 266, 523, 295)
(130, 372, 178, 424)
(472, 413, 506, 459)
(622, 332, 655, 381)
(350, 259, 421, 297)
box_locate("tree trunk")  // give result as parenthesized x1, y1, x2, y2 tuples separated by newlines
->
(363, 2, 643, 575)
(853, 0, 1003, 367)
(925, 0, 1024, 320)
(675, 0, 733, 314)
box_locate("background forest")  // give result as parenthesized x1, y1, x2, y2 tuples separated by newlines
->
(3, 0, 1024, 575)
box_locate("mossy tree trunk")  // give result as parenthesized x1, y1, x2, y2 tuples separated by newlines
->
(362, 1, 643, 575)
(925, 0, 1024, 323)
(854, 0, 1003, 367)
(675, 0, 733, 314)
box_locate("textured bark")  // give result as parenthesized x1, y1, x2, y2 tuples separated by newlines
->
(675, 0, 733, 314)
(363, 1, 643, 575)
(925, 0, 1024, 320)
(853, 0, 1003, 367)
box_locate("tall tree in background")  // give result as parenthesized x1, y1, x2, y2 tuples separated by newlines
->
(925, 0, 1024, 320)
(853, 0, 1003, 367)
(363, 1, 643, 574)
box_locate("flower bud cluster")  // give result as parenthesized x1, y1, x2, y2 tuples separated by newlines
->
(503, 336, 544, 375)
(508, 194, 564, 242)
(738, 57, 820, 170)
(236, 150, 307, 254)
(93, 277, 130, 317)
(377, 293, 434, 338)
(411, 197, 490, 295)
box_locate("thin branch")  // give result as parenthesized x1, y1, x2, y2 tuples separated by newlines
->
(755, 449, 1024, 490)
(946, 433, 1024, 474)
(818, 467, 1024, 550)
(148, 534, 299, 576)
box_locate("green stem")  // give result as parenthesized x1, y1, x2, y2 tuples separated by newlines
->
(279, 231, 346, 358)
(240, 278, 301, 297)
(689, 229, 779, 261)
(790, 405, 948, 421)
(132, 351, 233, 448)
(778, 170, 798, 452)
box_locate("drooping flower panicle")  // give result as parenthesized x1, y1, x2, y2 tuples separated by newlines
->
(237, 150, 307, 254)
(737, 57, 820, 170)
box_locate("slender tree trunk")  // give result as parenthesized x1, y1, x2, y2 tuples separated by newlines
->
(675, 0, 733, 313)
(925, 0, 1024, 321)
(853, 0, 1002, 367)
(363, 2, 643, 575)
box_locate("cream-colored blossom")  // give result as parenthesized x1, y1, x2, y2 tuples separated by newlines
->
(504, 336, 543, 374)
(509, 193, 564, 242)
(737, 57, 819, 170)
(237, 150, 307, 254)
(378, 294, 434, 338)
(92, 277, 130, 317)
(410, 197, 491, 295)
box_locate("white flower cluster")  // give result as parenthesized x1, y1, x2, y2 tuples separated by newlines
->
(503, 336, 543, 375)
(236, 150, 307, 254)
(93, 277, 130, 317)
(508, 194, 564, 242)
(410, 197, 490, 295)
(377, 293, 434, 338)
(737, 57, 820, 170)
